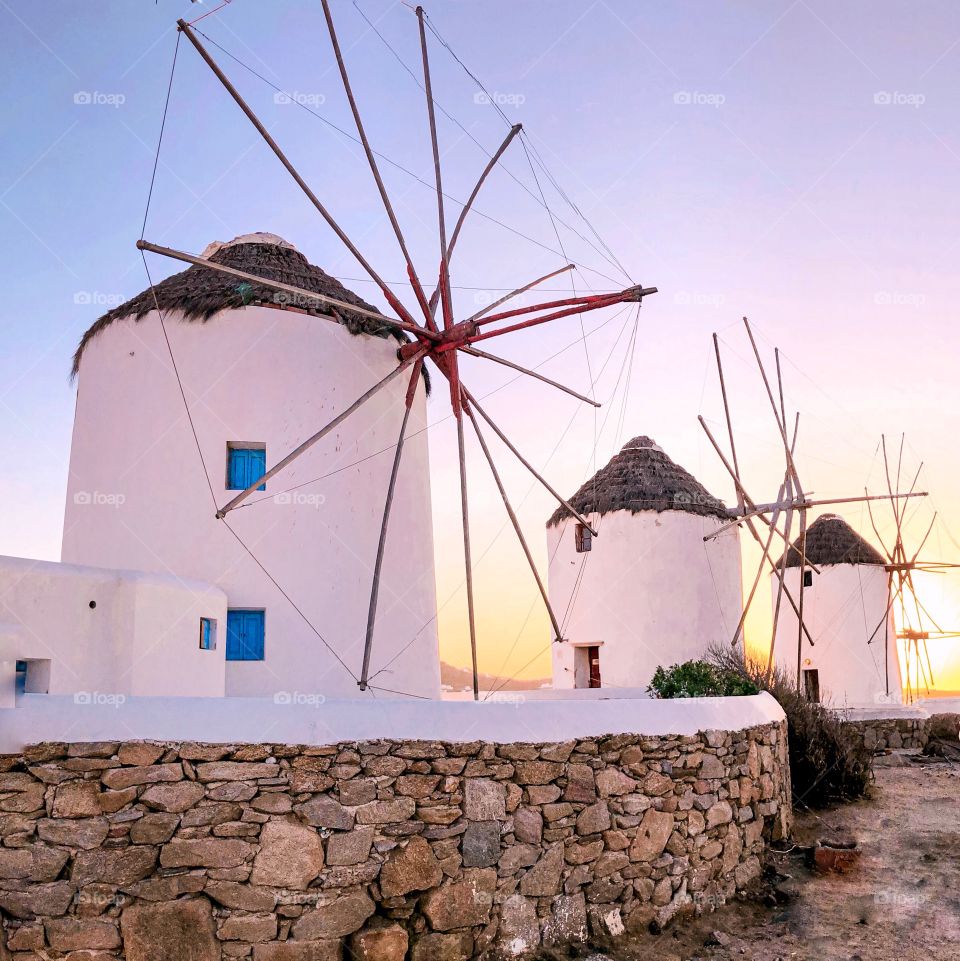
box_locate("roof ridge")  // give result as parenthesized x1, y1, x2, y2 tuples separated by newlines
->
(547, 436, 729, 526)
(776, 513, 887, 568)
(71, 237, 399, 377)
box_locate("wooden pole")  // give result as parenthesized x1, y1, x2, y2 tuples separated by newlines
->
(463, 385, 598, 536)
(358, 362, 421, 690)
(429, 124, 523, 315)
(455, 408, 480, 701)
(743, 319, 804, 498)
(795, 506, 808, 693)
(175, 19, 418, 327)
(464, 397, 564, 642)
(711, 490, 927, 536)
(466, 264, 575, 323)
(416, 6, 454, 331)
(318, 0, 435, 330)
(217, 348, 427, 516)
(712, 334, 743, 512)
(460, 346, 600, 407)
(136, 240, 436, 341)
(768, 472, 795, 686)
(883, 571, 892, 695)
(698, 415, 816, 647)
(729, 479, 787, 647)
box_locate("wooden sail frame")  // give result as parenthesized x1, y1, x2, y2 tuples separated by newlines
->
(140, 10, 656, 699)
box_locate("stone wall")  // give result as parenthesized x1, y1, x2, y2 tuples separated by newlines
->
(843, 717, 929, 751)
(0, 725, 789, 960)
(841, 712, 960, 752)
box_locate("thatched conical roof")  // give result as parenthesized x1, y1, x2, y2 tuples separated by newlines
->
(547, 435, 730, 526)
(72, 233, 405, 377)
(777, 513, 886, 568)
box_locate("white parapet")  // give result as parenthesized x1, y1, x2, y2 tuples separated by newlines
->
(0, 690, 785, 753)
(0, 554, 227, 700)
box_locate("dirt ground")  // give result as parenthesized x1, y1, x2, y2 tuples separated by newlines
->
(547, 752, 960, 961)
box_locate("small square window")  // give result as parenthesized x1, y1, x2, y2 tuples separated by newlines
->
(575, 523, 592, 553)
(199, 617, 217, 651)
(227, 444, 266, 492)
(803, 569, 814, 588)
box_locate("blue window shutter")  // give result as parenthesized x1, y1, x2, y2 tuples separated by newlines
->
(226, 610, 264, 661)
(244, 611, 265, 660)
(227, 447, 266, 491)
(226, 610, 244, 660)
(227, 449, 247, 490)
(249, 449, 266, 492)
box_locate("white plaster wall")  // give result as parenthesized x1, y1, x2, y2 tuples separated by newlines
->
(0, 554, 226, 697)
(0, 690, 786, 753)
(548, 510, 743, 691)
(770, 564, 901, 708)
(62, 306, 440, 700)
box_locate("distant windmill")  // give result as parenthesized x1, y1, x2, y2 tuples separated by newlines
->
(698, 319, 927, 698)
(864, 435, 960, 703)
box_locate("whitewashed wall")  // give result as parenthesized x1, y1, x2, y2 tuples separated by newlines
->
(548, 510, 744, 691)
(771, 564, 900, 707)
(0, 690, 786, 753)
(0, 554, 226, 698)
(62, 305, 440, 700)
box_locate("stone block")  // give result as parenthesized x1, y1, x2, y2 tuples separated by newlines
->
(250, 819, 324, 889)
(463, 778, 505, 821)
(422, 868, 496, 930)
(379, 835, 442, 897)
(121, 898, 218, 961)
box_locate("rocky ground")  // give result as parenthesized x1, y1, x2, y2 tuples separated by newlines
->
(538, 751, 960, 961)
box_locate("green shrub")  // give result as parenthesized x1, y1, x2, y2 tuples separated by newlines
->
(706, 645, 872, 807)
(647, 659, 760, 699)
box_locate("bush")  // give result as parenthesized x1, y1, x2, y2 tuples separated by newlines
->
(647, 659, 760, 699)
(706, 645, 872, 807)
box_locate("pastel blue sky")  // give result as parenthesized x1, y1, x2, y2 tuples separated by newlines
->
(2, 0, 959, 685)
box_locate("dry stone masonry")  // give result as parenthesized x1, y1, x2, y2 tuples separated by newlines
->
(841, 711, 959, 752)
(0, 723, 789, 959)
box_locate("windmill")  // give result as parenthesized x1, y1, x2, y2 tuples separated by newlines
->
(135, 5, 655, 700)
(864, 435, 960, 703)
(698, 318, 927, 697)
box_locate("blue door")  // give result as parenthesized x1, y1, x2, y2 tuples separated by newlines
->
(227, 447, 266, 491)
(226, 610, 265, 661)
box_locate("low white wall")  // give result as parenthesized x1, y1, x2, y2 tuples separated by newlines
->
(0, 691, 785, 753)
(0, 555, 226, 698)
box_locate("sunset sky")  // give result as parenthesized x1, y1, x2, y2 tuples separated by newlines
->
(2, 0, 959, 691)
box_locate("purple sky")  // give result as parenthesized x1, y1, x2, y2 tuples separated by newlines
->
(2, 0, 959, 685)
